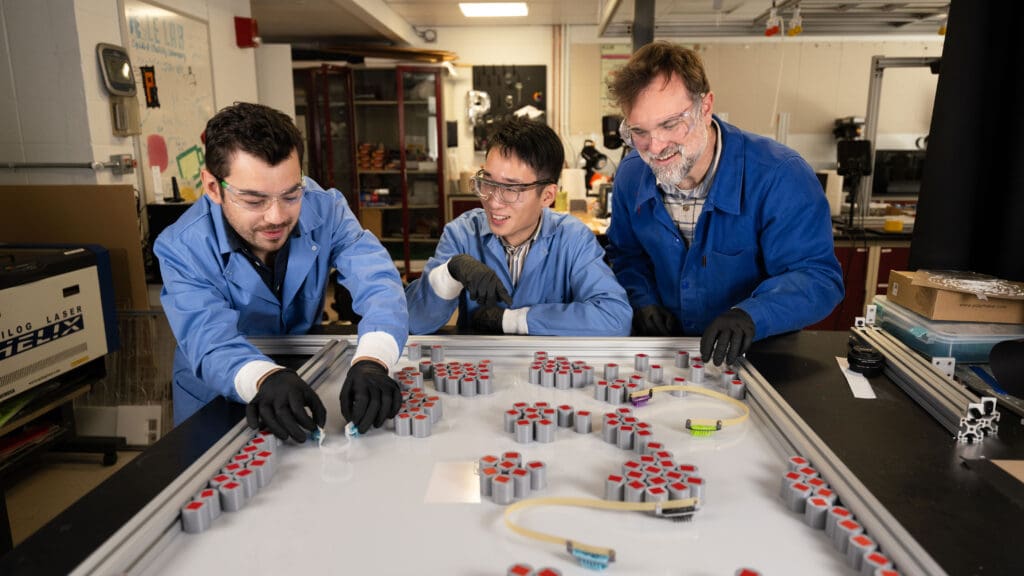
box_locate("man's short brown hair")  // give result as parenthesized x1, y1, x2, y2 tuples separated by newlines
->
(607, 41, 711, 113)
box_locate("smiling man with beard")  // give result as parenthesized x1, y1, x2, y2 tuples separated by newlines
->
(606, 41, 843, 366)
(405, 117, 631, 336)
(156, 103, 408, 438)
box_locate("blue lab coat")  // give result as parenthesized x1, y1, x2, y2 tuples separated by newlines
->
(406, 208, 632, 336)
(606, 116, 843, 339)
(156, 178, 408, 423)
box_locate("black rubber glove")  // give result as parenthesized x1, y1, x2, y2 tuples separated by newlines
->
(471, 305, 506, 334)
(340, 360, 402, 434)
(246, 369, 326, 443)
(634, 304, 678, 336)
(701, 308, 756, 366)
(448, 254, 512, 307)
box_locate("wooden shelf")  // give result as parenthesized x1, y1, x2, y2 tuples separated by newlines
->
(361, 204, 437, 211)
(362, 204, 438, 210)
(360, 205, 403, 210)
(380, 236, 438, 244)
(352, 99, 431, 107)
(344, 68, 443, 282)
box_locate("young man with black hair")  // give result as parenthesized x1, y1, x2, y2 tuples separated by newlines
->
(406, 117, 631, 336)
(156, 102, 408, 438)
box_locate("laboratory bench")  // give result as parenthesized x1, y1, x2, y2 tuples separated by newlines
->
(1, 330, 1021, 575)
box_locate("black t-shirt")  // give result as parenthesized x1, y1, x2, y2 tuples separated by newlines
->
(222, 216, 294, 301)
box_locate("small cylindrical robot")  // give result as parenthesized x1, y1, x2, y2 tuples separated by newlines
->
(556, 405, 574, 428)
(634, 353, 649, 373)
(407, 342, 422, 361)
(535, 419, 556, 443)
(411, 413, 432, 438)
(804, 496, 830, 529)
(604, 363, 619, 381)
(527, 461, 547, 490)
(430, 344, 445, 364)
(690, 363, 705, 383)
(605, 474, 625, 501)
(574, 410, 592, 434)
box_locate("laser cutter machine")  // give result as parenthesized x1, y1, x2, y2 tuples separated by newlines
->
(0, 245, 119, 402)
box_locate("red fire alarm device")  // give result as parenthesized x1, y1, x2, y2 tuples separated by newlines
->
(234, 17, 259, 48)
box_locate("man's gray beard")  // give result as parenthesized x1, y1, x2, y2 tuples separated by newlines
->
(640, 125, 708, 187)
(643, 146, 698, 186)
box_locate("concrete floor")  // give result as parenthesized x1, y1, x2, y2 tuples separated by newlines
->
(5, 450, 140, 547)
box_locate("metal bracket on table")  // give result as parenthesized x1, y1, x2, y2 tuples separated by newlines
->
(931, 356, 955, 379)
(852, 326, 1000, 444)
(865, 304, 877, 326)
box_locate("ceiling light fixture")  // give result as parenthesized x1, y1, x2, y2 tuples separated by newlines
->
(459, 3, 528, 18)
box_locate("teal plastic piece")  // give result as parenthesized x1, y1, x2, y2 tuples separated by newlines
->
(567, 543, 614, 571)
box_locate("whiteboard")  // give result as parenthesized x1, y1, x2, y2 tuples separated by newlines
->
(124, 1, 214, 203)
(139, 338, 862, 576)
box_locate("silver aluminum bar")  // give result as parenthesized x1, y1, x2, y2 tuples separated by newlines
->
(855, 327, 970, 411)
(870, 328, 979, 406)
(853, 327, 982, 435)
(249, 335, 345, 357)
(857, 335, 961, 433)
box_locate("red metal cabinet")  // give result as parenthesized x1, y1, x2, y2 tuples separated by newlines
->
(807, 245, 869, 331)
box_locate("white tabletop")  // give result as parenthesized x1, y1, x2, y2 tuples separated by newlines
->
(141, 340, 859, 576)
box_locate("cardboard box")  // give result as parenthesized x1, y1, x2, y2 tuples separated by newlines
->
(76, 405, 163, 447)
(887, 270, 1024, 324)
(360, 207, 383, 238)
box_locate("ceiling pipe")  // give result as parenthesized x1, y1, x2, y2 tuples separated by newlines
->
(597, 0, 624, 38)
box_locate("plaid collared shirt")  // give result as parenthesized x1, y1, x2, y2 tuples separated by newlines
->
(500, 217, 543, 287)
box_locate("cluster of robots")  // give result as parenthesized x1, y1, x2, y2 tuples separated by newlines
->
(478, 451, 548, 506)
(179, 431, 279, 534)
(779, 455, 900, 575)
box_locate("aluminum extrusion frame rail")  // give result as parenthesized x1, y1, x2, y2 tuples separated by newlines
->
(852, 326, 997, 441)
(737, 359, 947, 576)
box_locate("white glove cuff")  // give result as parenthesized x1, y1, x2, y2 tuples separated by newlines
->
(503, 307, 530, 335)
(428, 258, 465, 300)
(235, 360, 284, 402)
(353, 331, 400, 369)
